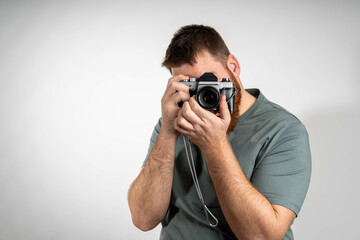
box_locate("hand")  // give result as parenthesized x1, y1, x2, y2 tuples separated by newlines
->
(161, 74, 190, 137)
(174, 95, 231, 150)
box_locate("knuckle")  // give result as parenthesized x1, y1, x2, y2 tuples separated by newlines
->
(193, 123, 201, 132)
(189, 97, 196, 105)
(176, 74, 186, 80)
(203, 119, 211, 128)
(169, 75, 179, 82)
(178, 91, 186, 99)
(169, 81, 176, 88)
(178, 118, 187, 127)
(181, 101, 188, 109)
(191, 104, 198, 112)
(183, 109, 192, 118)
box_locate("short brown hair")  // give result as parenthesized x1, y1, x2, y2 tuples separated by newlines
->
(162, 24, 230, 71)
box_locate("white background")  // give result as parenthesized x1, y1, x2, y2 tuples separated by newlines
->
(0, 0, 359, 239)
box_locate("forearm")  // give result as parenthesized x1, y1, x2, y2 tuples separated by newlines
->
(202, 139, 284, 240)
(128, 130, 177, 231)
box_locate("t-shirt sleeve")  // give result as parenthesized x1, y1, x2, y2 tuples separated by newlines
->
(250, 122, 311, 216)
(142, 118, 162, 167)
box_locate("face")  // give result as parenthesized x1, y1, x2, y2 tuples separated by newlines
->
(171, 51, 242, 132)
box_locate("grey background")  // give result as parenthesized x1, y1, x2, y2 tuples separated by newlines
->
(0, 0, 359, 239)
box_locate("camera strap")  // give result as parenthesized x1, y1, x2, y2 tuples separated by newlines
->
(227, 87, 238, 101)
(182, 134, 219, 228)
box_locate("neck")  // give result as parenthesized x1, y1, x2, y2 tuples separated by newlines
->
(238, 86, 257, 117)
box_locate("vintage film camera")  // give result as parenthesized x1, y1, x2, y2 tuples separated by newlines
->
(179, 72, 237, 113)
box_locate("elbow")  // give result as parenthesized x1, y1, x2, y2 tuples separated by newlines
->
(257, 227, 287, 240)
(235, 233, 284, 240)
(132, 218, 155, 232)
(264, 228, 288, 240)
(234, 225, 286, 240)
(131, 212, 159, 232)
(128, 198, 161, 231)
(268, 227, 288, 240)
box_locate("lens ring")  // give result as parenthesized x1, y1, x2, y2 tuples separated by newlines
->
(197, 87, 220, 109)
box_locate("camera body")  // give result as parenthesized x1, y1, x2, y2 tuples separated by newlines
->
(179, 72, 236, 113)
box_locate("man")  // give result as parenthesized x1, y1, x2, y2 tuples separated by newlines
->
(128, 25, 311, 240)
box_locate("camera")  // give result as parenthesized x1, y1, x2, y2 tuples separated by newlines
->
(179, 72, 236, 113)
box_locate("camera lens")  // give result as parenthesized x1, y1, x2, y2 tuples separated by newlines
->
(197, 87, 220, 109)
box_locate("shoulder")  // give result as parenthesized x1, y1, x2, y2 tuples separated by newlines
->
(257, 91, 308, 136)
(245, 90, 311, 160)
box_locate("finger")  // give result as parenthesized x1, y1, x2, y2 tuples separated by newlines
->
(181, 101, 204, 125)
(167, 74, 189, 86)
(188, 97, 212, 119)
(166, 74, 189, 92)
(169, 81, 190, 95)
(168, 91, 190, 106)
(219, 95, 231, 122)
(165, 81, 190, 98)
(174, 117, 193, 135)
(176, 114, 195, 131)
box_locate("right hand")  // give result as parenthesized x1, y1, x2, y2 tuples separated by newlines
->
(161, 74, 190, 137)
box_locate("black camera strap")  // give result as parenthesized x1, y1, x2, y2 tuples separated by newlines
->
(182, 134, 219, 228)
(226, 87, 238, 102)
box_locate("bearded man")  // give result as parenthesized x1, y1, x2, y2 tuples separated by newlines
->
(128, 24, 311, 240)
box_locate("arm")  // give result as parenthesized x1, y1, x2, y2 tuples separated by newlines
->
(128, 74, 190, 231)
(202, 139, 295, 240)
(128, 130, 177, 231)
(174, 96, 296, 239)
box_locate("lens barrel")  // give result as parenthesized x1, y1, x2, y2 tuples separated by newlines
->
(197, 87, 220, 109)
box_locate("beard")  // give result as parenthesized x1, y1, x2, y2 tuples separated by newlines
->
(226, 68, 242, 133)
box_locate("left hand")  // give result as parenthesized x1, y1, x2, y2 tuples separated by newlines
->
(174, 95, 231, 150)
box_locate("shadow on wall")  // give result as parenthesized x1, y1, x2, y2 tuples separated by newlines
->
(292, 106, 360, 239)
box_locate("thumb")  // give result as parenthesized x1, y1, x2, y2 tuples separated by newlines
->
(219, 95, 230, 121)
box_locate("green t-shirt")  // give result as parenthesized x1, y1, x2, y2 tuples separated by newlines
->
(143, 89, 311, 240)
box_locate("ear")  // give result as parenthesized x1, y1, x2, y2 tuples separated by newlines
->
(226, 54, 241, 77)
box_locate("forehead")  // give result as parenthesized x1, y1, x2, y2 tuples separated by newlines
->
(171, 51, 225, 78)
